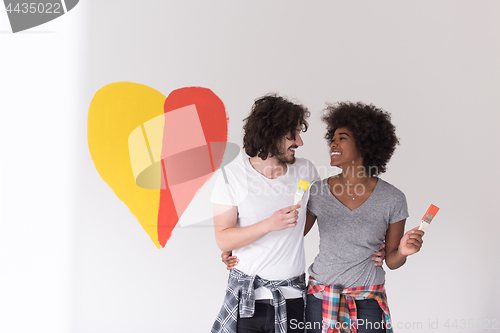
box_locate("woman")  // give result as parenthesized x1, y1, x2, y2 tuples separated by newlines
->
(222, 102, 423, 333)
(303, 102, 423, 333)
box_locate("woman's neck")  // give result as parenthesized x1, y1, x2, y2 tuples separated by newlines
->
(338, 162, 371, 185)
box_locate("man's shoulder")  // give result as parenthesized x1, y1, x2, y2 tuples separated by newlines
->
(292, 157, 315, 168)
(221, 152, 247, 173)
(310, 177, 327, 189)
(290, 157, 318, 181)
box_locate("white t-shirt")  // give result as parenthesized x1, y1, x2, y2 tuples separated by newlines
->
(211, 154, 319, 299)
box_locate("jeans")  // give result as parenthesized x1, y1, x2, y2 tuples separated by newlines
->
(305, 294, 386, 333)
(237, 298, 305, 333)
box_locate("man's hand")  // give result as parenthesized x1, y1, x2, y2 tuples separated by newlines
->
(221, 251, 239, 270)
(265, 204, 301, 232)
(371, 243, 386, 267)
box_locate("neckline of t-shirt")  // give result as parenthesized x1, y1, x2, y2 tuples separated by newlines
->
(244, 157, 291, 180)
(324, 176, 382, 212)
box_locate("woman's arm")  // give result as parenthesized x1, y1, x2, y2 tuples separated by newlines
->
(304, 212, 317, 236)
(385, 219, 424, 270)
(221, 251, 239, 270)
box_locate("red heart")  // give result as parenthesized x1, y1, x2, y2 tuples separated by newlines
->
(157, 87, 228, 247)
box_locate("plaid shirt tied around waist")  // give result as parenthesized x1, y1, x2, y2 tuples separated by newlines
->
(211, 268, 307, 333)
(307, 275, 393, 333)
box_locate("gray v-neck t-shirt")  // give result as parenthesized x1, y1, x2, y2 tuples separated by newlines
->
(307, 178, 409, 289)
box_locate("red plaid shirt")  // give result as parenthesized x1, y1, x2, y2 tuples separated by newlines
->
(307, 275, 393, 333)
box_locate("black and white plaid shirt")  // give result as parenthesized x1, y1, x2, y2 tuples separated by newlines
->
(211, 268, 306, 333)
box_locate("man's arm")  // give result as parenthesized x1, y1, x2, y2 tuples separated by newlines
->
(213, 203, 301, 252)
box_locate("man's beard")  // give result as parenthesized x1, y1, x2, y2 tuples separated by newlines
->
(275, 146, 297, 164)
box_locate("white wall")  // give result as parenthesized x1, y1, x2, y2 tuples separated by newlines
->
(0, 2, 86, 332)
(1, 1, 499, 332)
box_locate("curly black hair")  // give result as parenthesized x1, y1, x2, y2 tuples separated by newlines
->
(243, 94, 310, 160)
(322, 102, 399, 176)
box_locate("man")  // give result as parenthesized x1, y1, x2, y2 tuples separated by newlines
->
(211, 95, 319, 333)
(211, 95, 385, 333)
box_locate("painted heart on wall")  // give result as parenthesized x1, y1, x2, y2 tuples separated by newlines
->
(88, 82, 229, 248)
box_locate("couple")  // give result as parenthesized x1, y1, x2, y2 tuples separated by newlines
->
(211, 95, 424, 333)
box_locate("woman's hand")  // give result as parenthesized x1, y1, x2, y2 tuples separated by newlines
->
(385, 219, 424, 270)
(371, 243, 386, 267)
(221, 251, 239, 270)
(397, 226, 424, 256)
